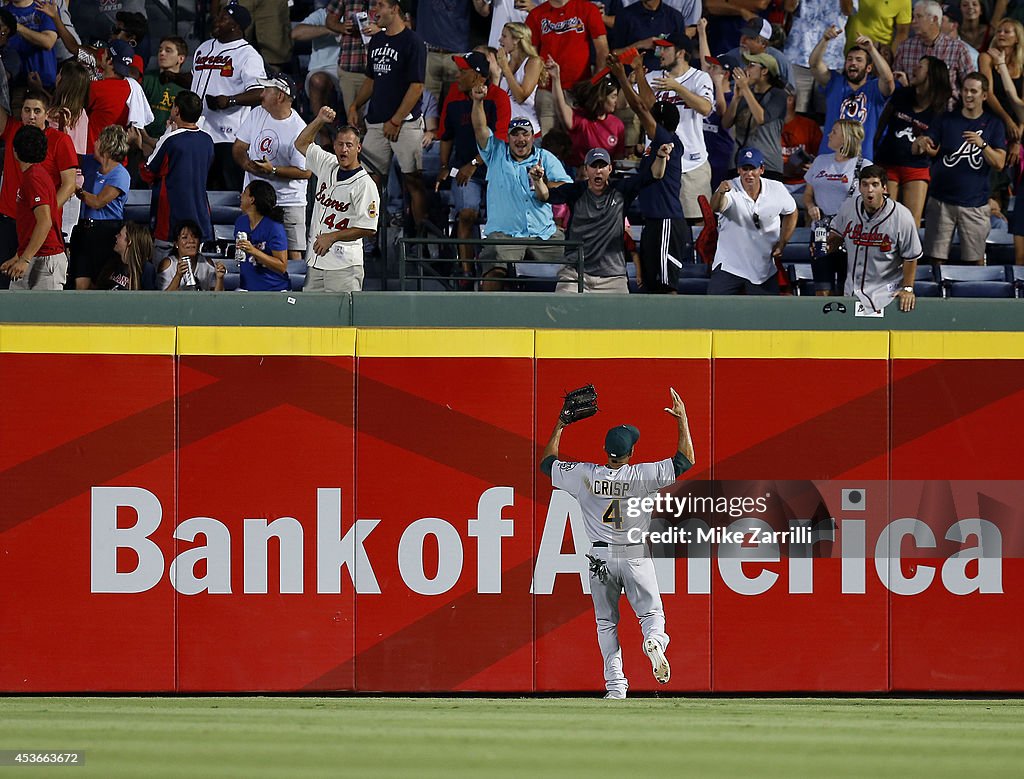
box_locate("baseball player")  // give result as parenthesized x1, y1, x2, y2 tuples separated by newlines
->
(829, 164, 922, 313)
(294, 106, 379, 292)
(539, 388, 695, 699)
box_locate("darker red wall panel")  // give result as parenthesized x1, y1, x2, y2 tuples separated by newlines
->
(354, 357, 535, 692)
(175, 356, 355, 692)
(0, 354, 176, 692)
(712, 359, 890, 691)
(534, 360, 712, 694)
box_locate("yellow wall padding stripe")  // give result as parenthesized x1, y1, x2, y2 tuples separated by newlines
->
(535, 329, 712, 359)
(0, 325, 176, 355)
(713, 330, 890, 359)
(357, 328, 534, 358)
(177, 327, 356, 356)
(891, 331, 1024, 360)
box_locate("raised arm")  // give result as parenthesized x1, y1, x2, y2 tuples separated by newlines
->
(539, 419, 566, 476)
(809, 25, 842, 88)
(857, 35, 894, 96)
(545, 58, 574, 129)
(469, 82, 493, 150)
(663, 388, 694, 472)
(295, 105, 336, 155)
(607, 54, 656, 138)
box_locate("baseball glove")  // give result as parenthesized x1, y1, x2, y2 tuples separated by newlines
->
(560, 384, 599, 425)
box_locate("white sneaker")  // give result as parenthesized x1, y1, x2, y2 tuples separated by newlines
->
(644, 639, 670, 684)
(603, 690, 626, 699)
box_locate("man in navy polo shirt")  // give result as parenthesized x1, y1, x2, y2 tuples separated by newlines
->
(913, 71, 1005, 265)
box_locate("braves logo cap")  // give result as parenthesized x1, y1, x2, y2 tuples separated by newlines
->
(508, 117, 533, 133)
(107, 39, 135, 77)
(737, 146, 766, 169)
(225, 1, 253, 30)
(453, 51, 489, 79)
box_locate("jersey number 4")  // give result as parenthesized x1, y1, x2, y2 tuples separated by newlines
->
(602, 500, 623, 530)
(323, 214, 350, 230)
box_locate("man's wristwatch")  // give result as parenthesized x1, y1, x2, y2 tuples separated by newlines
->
(901, 286, 915, 293)
(271, 166, 278, 176)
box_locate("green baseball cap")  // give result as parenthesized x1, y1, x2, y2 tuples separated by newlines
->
(605, 425, 640, 457)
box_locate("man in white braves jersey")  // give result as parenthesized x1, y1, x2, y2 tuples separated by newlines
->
(191, 1, 267, 190)
(645, 32, 714, 220)
(540, 388, 695, 700)
(829, 164, 922, 313)
(295, 106, 379, 292)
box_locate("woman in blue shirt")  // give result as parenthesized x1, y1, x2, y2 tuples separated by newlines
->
(69, 125, 130, 289)
(234, 180, 289, 291)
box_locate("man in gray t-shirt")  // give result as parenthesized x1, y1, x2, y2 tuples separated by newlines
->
(533, 146, 673, 293)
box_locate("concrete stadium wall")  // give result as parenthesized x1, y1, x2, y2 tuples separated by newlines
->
(0, 325, 1020, 693)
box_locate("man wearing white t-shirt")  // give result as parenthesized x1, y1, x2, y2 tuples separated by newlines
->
(294, 106, 378, 292)
(708, 146, 797, 295)
(233, 74, 312, 260)
(644, 33, 713, 220)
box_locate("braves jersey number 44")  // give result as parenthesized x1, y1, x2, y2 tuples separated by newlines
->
(304, 144, 378, 269)
(551, 459, 676, 543)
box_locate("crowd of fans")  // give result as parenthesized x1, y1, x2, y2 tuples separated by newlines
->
(0, 0, 1020, 305)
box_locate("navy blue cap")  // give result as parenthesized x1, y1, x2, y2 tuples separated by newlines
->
(605, 425, 640, 457)
(107, 39, 135, 76)
(737, 146, 766, 169)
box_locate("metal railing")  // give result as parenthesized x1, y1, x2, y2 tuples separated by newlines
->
(396, 236, 586, 292)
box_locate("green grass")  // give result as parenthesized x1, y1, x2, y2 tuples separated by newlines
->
(0, 697, 1021, 778)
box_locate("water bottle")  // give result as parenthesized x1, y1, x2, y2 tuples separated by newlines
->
(235, 231, 248, 263)
(812, 219, 829, 259)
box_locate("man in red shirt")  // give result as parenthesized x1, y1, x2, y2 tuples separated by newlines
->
(0, 126, 66, 289)
(527, 0, 608, 135)
(0, 89, 77, 266)
(85, 39, 154, 153)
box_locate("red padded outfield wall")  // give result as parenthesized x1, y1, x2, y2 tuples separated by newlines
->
(0, 327, 1020, 693)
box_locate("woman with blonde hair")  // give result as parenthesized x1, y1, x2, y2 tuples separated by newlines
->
(496, 22, 545, 137)
(804, 119, 870, 295)
(69, 124, 131, 289)
(978, 18, 1024, 163)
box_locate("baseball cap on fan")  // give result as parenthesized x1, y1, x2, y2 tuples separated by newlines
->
(224, 1, 253, 30)
(107, 39, 135, 77)
(740, 18, 773, 40)
(453, 51, 489, 79)
(653, 32, 694, 53)
(257, 73, 297, 100)
(508, 116, 533, 134)
(737, 146, 766, 169)
(605, 425, 640, 457)
(584, 147, 611, 166)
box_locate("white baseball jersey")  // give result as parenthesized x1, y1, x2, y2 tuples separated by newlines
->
(833, 194, 922, 313)
(644, 66, 714, 172)
(191, 38, 267, 144)
(304, 144, 378, 270)
(236, 107, 308, 206)
(551, 459, 676, 544)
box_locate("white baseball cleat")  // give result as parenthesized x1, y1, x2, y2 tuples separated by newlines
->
(603, 690, 626, 700)
(644, 639, 670, 684)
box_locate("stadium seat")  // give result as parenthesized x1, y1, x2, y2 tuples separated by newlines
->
(1007, 265, 1024, 297)
(678, 278, 709, 295)
(209, 191, 242, 225)
(915, 264, 937, 282)
(938, 265, 1008, 297)
(914, 281, 941, 297)
(946, 281, 1015, 298)
(124, 189, 151, 224)
(786, 263, 816, 296)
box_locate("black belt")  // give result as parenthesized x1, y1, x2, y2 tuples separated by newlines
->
(592, 542, 608, 547)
